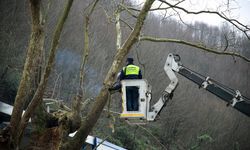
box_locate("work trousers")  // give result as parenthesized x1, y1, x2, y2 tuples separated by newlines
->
(126, 86, 139, 111)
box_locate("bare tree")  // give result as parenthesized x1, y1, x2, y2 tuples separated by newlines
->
(60, 0, 155, 149)
(1, 0, 250, 149)
(0, 0, 74, 149)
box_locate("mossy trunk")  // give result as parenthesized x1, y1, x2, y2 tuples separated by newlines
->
(17, 0, 74, 147)
(9, 0, 44, 148)
(27, 127, 61, 150)
(1, 0, 74, 149)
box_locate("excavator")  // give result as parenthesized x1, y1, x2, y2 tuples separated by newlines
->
(119, 53, 250, 123)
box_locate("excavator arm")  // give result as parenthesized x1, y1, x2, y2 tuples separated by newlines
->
(165, 53, 250, 117)
(119, 53, 249, 123)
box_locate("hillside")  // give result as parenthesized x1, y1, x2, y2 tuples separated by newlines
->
(0, 0, 250, 149)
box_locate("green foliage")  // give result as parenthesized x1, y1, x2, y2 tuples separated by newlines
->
(190, 134, 213, 150)
(32, 105, 48, 134)
(113, 126, 139, 149)
(111, 125, 160, 150)
(197, 134, 213, 142)
(234, 141, 240, 150)
(93, 116, 163, 150)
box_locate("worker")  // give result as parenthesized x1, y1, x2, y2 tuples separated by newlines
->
(109, 57, 142, 111)
(120, 57, 142, 111)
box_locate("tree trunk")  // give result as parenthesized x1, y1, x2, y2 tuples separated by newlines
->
(17, 0, 74, 146)
(9, 0, 43, 148)
(27, 127, 61, 150)
(60, 0, 155, 149)
(1, 0, 74, 149)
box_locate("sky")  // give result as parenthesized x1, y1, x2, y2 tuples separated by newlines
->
(237, 0, 250, 25)
(131, 0, 250, 26)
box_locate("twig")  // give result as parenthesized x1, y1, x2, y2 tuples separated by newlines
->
(120, 3, 138, 18)
(135, 42, 146, 76)
(103, 109, 121, 115)
(158, 0, 250, 39)
(140, 35, 250, 62)
(51, 72, 61, 99)
(119, 18, 134, 30)
(223, 33, 229, 51)
(137, 124, 168, 150)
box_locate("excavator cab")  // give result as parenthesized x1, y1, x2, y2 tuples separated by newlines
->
(120, 79, 151, 124)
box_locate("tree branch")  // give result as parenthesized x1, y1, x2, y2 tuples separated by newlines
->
(140, 35, 250, 62)
(124, 0, 185, 12)
(79, 0, 100, 95)
(119, 18, 134, 30)
(158, 0, 250, 39)
(120, 3, 138, 18)
(137, 124, 168, 150)
(115, 6, 122, 49)
(135, 42, 146, 76)
(77, 0, 99, 121)
(9, 0, 44, 147)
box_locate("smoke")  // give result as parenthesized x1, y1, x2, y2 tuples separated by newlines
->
(53, 49, 102, 100)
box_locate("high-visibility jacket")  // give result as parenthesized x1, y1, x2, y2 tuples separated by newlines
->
(123, 65, 140, 76)
(120, 64, 142, 80)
